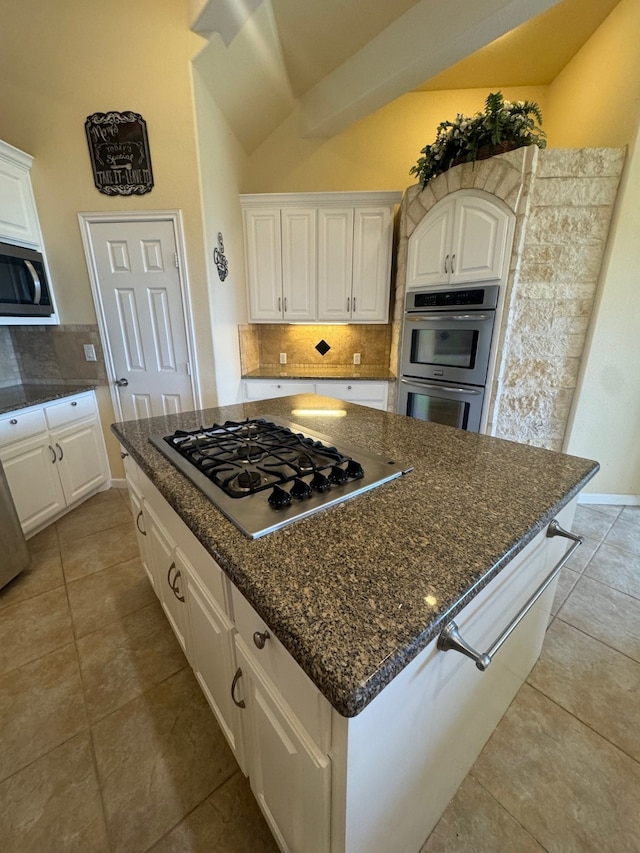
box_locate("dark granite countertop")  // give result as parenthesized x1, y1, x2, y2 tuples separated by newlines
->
(0, 383, 96, 416)
(243, 366, 396, 381)
(111, 395, 598, 717)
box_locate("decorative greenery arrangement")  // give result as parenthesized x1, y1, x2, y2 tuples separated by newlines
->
(410, 92, 547, 188)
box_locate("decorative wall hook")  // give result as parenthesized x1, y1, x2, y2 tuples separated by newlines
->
(213, 232, 229, 281)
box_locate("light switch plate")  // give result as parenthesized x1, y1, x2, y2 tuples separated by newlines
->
(83, 344, 97, 362)
(279, 352, 287, 364)
(353, 353, 361, 365)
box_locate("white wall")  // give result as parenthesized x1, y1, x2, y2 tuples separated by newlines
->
(564, 119, 640, 498)
(192, 58, 249, 406)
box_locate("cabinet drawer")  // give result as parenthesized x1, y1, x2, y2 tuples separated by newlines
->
(244, 380, 315, 401)
(45, 393, 96, 429)
(315, 381, 386, 402)
(0, 408, 47, 446)
(231, 584, 331, 750)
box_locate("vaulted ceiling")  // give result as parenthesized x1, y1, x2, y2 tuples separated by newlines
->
(191, 0, 621, 150)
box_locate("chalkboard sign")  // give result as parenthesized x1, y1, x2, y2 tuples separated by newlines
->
(85, 111, 154, 196)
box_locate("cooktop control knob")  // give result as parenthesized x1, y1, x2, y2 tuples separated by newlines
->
(290, 478, 312, 499)
(346, 459, 365, 479)
(310, 471, 331, 492)
(268, 485, 292, 507)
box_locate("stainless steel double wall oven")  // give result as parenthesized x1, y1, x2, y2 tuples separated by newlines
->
(397, 284, 499, 432)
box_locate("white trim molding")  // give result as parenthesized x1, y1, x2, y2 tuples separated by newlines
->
(578, 494, 640, 506)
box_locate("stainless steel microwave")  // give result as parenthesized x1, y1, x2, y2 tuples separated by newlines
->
(0, 241, 54, 317)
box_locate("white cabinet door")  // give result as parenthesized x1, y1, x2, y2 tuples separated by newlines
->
(146, 504, 190, 656)
(244, 208, 283, 321)
(317, 208, 354, 321)
(0, 144, 40, 247)
(51, 420, 109, 506)
(449, 195, 511, 284)
(0, 435, 66, 534)
(281, 208, 316, 321)
(235, 639, 331, 853)
(407, 192, 512, 289)
(407, 198, 453, 289)
(351, 207, 393, 322)
(126, 477, 156, 594)
(185, 563, 245, 771)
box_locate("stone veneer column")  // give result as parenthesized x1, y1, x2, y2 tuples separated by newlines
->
(393, 147, 625, 451)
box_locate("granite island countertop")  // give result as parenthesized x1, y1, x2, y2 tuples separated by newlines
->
(0, 383, 97, 416)
(111, 394, 598, 717)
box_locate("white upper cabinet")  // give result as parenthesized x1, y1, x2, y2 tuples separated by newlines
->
(242, 192, 400, 324)
(0, 141, 41, 248)
(407, 190, 513, 289)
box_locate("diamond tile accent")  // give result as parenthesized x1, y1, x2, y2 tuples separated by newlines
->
(315, 339, 331, 356)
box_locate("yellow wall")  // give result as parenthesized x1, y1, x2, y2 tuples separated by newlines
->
(544, 0, 640, 147)
(243, 87, 548, 193)
(0, 0, 214, 477)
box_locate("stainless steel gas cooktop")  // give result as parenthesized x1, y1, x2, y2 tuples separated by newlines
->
(149, 416, 408, 538)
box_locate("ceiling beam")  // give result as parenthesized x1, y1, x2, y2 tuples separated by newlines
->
(298, 0, 564, 138)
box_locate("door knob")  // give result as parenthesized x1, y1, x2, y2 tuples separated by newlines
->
(115, 377, 129, 387)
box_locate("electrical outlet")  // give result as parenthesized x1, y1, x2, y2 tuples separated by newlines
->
(353, 353, 361, 365)
(83, 344, 97, 362)
(279, 352, 287, 364)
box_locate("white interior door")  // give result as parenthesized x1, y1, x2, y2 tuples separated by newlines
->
(84, 217, 196, 421)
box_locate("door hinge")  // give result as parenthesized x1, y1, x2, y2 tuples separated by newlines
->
(174, 252, 179, 269)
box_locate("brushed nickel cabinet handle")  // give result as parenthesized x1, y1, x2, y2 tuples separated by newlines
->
(49, 444, 56, 463)
(444, 254, 449, 274)
(231, 667, 246, 708)
(10, 418, 18, 425)
(56, 443, 63, 461)
(451, 253, 456, 274)
(135, 509, 147, 536)
(437, 521, 583, 671)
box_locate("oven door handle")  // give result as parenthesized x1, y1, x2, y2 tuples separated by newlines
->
(406, 313, 491, 322)
(400, 378, 482, 395)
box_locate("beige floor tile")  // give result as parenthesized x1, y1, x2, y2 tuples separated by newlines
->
(0, 643, 88, 783)
(472, 683, 640, 853)
(573, 505, 616, 540)
(421, 776, 545, 853)
(67, 555, 156, 639)
(550, 566, 580, 616)
(584, 541, 640, 599)
(77, 600, 187, 724)
(92, 667, 237, 853)
(564, 534, 599, 573)
(26, 523, 58, 553)
(0, 586, 73, 677)
(0, 732, 108, 853)
(0, 546, 64, 611)
(529, 619, 640, 762)
(55, 497, 132, 544)
(619, 506, 640, 523)
(558, 575, 640, 662)
(149, 771, 279, 853)
(60, 520, 140, 583)
(603, 516, 640, 556)
(585, 504, 623, 518)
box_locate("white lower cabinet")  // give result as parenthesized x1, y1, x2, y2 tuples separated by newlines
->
(125, 456, 578, 853)
(0, 391, 109, 534)
(243, 379, 389, 411)
(235, 638, 331, 853)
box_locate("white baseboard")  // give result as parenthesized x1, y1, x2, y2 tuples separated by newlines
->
(110, 478, 127, 490)
(578, 493, 640, 506)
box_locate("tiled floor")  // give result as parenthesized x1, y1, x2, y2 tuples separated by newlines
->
(0, 494, 638, 852)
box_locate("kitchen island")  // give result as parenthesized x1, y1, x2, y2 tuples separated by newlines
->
(112, 395, 598, 853)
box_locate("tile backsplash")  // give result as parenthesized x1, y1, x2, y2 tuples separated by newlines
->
(2, 324, 108, 386)
(239, 324, 392, 373)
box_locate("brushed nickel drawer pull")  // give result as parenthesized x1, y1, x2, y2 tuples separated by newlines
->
(10, 418, 18, 425)
(253, 630, 270, 649)
(437, 520, 582, 671)
(135, 509, 147, 536)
